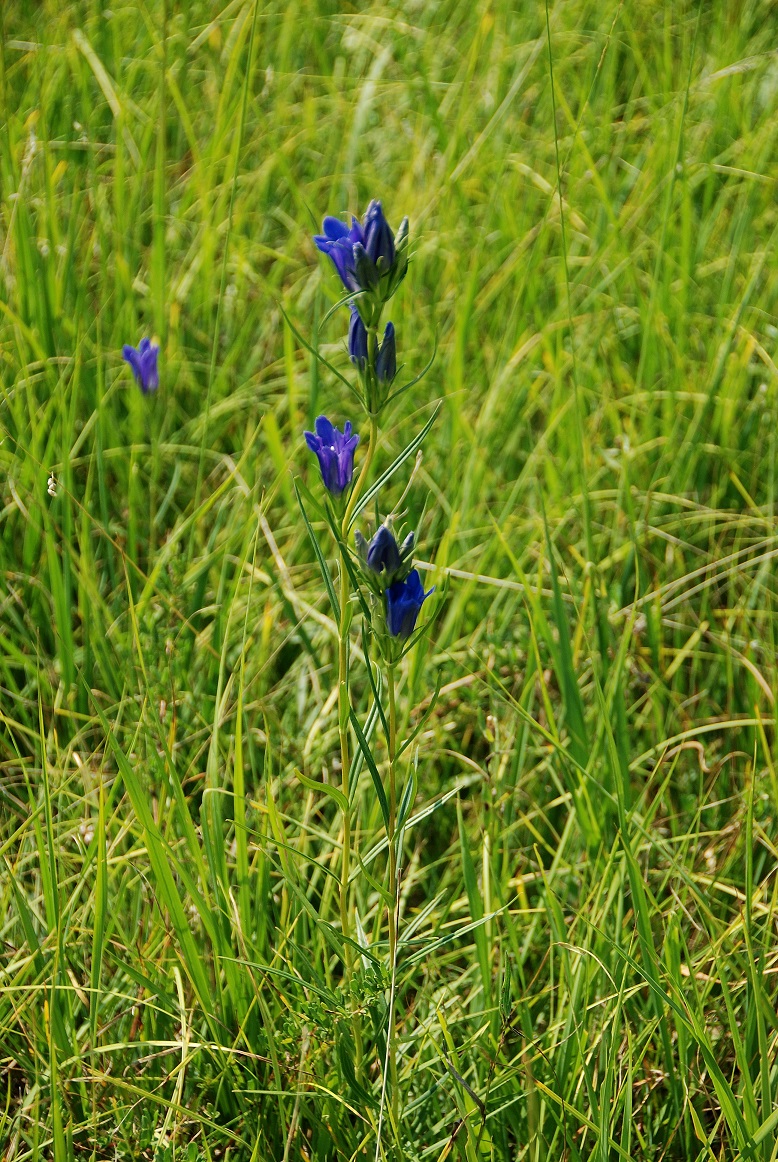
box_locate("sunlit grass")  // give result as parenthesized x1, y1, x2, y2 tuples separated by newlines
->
(1, 0, 778, 1158)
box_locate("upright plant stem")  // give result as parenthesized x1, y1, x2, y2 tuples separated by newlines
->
(337, 562, 354, 972)
(336, 418, 377, 1076)
(387, 661, 400, 1133)
(338, 418, 378, 941)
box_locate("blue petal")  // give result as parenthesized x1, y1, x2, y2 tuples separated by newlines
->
(314, 415, 336, 444)
(122, 345, 142, 381)
(140, 346, 159, 392)
(317, 446, 341, 494)
(322, 215, 350, 241)
(404, 569, 425, 601)
(347, 216, 364, 245)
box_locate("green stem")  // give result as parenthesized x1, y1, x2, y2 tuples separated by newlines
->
(337, 418, 378, 942)
(387, 661, 400, 1134)
(336, 418, 377, 1077)
(337, 561, 353, 966)
(343, 415, 377, 532)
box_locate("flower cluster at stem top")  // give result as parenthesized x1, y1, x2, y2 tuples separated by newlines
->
(316, 200, 407, 416)
(358, 524, 434, 643)
(305, 199, 435, 648)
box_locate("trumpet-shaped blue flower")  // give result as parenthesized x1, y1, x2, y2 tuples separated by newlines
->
(314, 201, 408, 306)
(122, 337, 159, 394)
(348, 307, 368, 368)
(375, 322, 396, 384)
(313, 216, 364, 291)
(386, 569, 434, 639)
(304, 415, 359, 497)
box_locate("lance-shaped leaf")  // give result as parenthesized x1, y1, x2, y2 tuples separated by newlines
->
(349, 707, 390, 831)
(294, 478, 340, 622)
(348, 402, 442, 529)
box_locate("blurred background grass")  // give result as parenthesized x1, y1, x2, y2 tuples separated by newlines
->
(2, 0, 778, 1158)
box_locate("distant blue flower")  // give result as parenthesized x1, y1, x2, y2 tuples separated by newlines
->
(348, 307, 368, 368)
(386, 569, 434, 639)
(304, 415, 360, 497)
(375, 322, 396, 384)
(122, 337, 159, 394)
(367, 525, 402, 575)
(363, 201, 395, 270)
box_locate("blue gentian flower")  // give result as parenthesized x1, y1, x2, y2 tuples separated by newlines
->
(348, 307, 368, 368)
(367, 525, 402, 575)
(363, 201, 395, 270)
(375, 322, 396, 384)
(313, 216, 364, 292)
(122, 337, 159, 394)
(304, 415, 360, 497)
(386, 569, 434, 639)
(314, 201, 408, 306)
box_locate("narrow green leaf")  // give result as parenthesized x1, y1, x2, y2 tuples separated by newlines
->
(295, 766, 349, 815)
(89, 778, 107, 1053)
(294, 478, 340, 621)
(93, 700, 215, 1017)
(457, 799, 492, 1005)
(349, 707, 390, 831)
(384, 335, 437, 407)
(348, 402, 442, 529)
(279, 300, 360, 398)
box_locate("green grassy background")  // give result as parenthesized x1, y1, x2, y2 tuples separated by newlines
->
(2, 0, 778, 1157)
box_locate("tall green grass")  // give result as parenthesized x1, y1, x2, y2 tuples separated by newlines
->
(2, 0, 778, 1158)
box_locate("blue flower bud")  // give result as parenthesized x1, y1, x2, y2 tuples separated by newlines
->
(385, 569, 434, 639)
(353, 243, 379, 292)
(366, 525, 402, 576)
(304, 415, 360, 497)
(375, 322, 396, 384)
(122, 337, 159, 394)
(363, 200, 395, 270)
(348, 307, 368, 368)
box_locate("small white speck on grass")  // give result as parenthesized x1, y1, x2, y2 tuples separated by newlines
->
(47, 472, 57, 497)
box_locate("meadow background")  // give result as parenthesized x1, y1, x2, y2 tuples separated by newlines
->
(2, 0, 778, 1158)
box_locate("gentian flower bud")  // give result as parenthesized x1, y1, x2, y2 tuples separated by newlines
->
(348, 307, 368, 369)
(304, 415, 360, 497)
(385, 570, 434, 639)
(122, 337, 159, 394)
(363, 200, 395, 270)
(367, 525, 402, 576)
(375, 322, 396, 384)
(353, 243, 379, 292)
